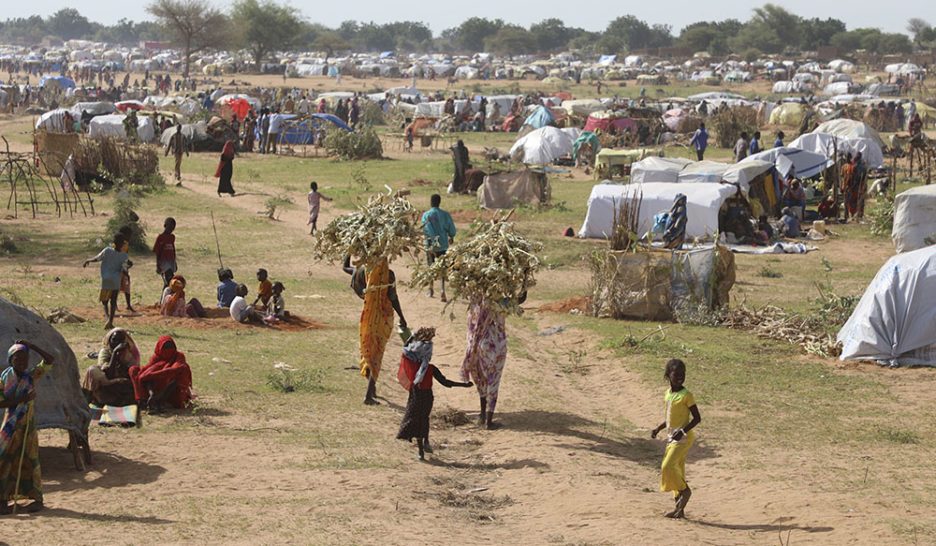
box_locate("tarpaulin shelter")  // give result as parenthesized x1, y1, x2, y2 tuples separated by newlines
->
(35, 108, 73, 132)
(892, 185, 936, 254)
(788, 132, 884, 169)
(630, 157, 693, 184)
(812, 119, 885, 150)
(584, 112, 636, 133)
(277, 113, 352, 145)
(509, 126, 577, 165)
(115, 100, 146, 112)
(522, 105, 556, 129)
(478, 169, 551, 209)
(596, 148, 661, 178)
(219, 98, 253, 121)
(89, 114, 156, 142)
(768, 103, 807, 125)
(579, 182, 739, 240)
(837, 245, 936, 367)
(743, 147, 832, 179)
(70, 101, 116, 117)
(572, 132, 600, 163)
(39, 75, 75, 89)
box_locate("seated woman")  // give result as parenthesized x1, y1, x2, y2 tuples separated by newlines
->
(160, 274, 206, 318)
(780, 207, 801, 238)
(129, 335, 193, 411)
(82, 328, 139, 407)
(781, 179, 806, 222)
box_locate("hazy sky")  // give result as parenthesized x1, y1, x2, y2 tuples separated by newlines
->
(6, 1, 935, 36)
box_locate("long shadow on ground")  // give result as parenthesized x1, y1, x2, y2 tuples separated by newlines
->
(496, 409, 718, 466)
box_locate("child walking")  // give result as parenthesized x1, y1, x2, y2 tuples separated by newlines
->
(650, 358, 702, 519)
(396, 327, 472, 460)
(0, 340, 57, 514)
(307, 182, 332, 235)
(118, 226, 135, 312)
(83, 233, 129, 329)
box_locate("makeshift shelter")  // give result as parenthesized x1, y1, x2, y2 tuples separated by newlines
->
(218, 98, 253, 121)
(662, 108, 692, 131)
(772, 81, 802, 94)
(35, 108, 73, 132)
(837, 245, 936, 367)
(89, 114, 156, 143)
(630, 157, 693, 184)
(478, 169, 551, 209)
(560, 99, 604, 117)
(0, 297, 91, 468)
(788, 132, 884, 169)
(159, 121, 220, 152)
(70, 101, 117, 117)
(813, 119, 885, 150)
(584, 111, 636, 133)
(509, 126, 576, 165)
(596, 148, 662, 178)
(39, 75, 75, 90)
(892, 185, 936, 254)
(579, 182, 739, 240)
(522, 105, 556, 129)
(572, 132, 600, 164)
(768, 103, 807, 126)
(743, 147, 832, 179)
(277, 113, 352, 145)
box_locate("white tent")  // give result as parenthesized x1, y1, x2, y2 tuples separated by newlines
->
(560, 99, 604, 117)
(88, 114, 156, 143)
(630, 157, 692, 184)
(722, 160, 774, 192)
(509, 126, 576, 165)
(892, 185, 936, 254)
(837, 245, 936, 366)
(822, 81, 858, 96)
(772, 81, 802, 94)
(35, 108, 72, 131)
(812, 119, 885, 150)
(743, 147, 831, 179)
(788, 132, 884, 169)
(70, 101, 116, 117)
(578, 182, 738, 240)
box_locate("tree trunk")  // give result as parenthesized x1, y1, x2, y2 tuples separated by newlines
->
(183, 41, 192, 79)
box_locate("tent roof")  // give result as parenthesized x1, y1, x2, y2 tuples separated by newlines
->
(813, 119, 884, 149)
(630, 156, 693, 184)
(509, 126, 576, 165)
(892, 185, 936, 254)
(788, 132, 884, 169)
(743, 147, 832, 179)
(837, 245, 936, 366)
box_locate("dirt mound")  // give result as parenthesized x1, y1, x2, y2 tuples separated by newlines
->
(538, 296, 589, 314)
(71, 306, 327, 331)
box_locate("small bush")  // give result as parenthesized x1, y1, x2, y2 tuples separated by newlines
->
(266, 368, 327, 393)
(758, 265, 783, 278)
(323, 126, 383, 160)
(105, 191, 147, 252)
(359, 100, 385, 126)
(710, 106, 759, 148)
(263, 193, 294, 220)
(0, 233, 18, 254)
(869, 192, 895, 237)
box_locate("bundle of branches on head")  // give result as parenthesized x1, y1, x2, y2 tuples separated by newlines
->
(313, 189, 423, 269)
(411, 212, 542, 316)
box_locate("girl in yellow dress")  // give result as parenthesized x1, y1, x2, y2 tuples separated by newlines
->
(651, 358, 702, 519)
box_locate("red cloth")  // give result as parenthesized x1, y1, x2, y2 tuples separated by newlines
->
(129, 335, 193, 408)
(214, 140, 235, 178)
(397, 355, 433, 391)
(152, 232, 176, 263)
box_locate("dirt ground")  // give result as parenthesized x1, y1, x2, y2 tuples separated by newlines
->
(1, 83, 935, 544)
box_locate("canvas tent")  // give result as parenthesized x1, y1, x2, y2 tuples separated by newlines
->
(630, 157, 693, 184)
(892, 185, 936, 253)
(769, 103, 807, 125)
(579, 182, 738, 240)
(837, 245, 936, 367)
(89, 114, 156, 143)
(478, 169, 551, 209)
(743, 147, 832, 179)
(509, 126, 577, 165)
(788, 132, 884, 169)
(522, 105, 556, 129)
(812, 119, 885, 150)
(0, 297, 91, 458)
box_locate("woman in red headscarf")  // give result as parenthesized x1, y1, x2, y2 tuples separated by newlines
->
(215, 140, 236, 197)
(129, 335, 193, 410)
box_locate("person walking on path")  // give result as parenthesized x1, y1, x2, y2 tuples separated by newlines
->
(689, 123, 708, 161)
(164, 124, 189, 184)
(215, 140, 236, 197)
(421, 194, 456, 301)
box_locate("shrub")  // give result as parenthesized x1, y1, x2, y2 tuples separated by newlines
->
(359, 100, 385, 126)
(710, 106, 759, 148)
(105, 191, 147, 252)
(869, 192, 895, 237)
(323, 126, 383, 160)
(263, 194, 294, 220)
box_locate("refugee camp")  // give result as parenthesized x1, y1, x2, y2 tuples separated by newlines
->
(1, 1, 936, 543)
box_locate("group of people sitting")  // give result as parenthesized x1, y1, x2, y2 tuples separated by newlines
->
(217, 267, 287, 324)
(82, 328, 193, 412)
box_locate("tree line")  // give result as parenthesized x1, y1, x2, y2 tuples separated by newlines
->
(1, 2, 931, 65)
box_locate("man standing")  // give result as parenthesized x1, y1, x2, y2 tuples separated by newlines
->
(421, 194, 456, 302)
(297, 93, 310, 116)
(689, 123, 708, 161)
(258, 107, 270, 154)
(734, 132, 749, 163)
(267, 109, 282, 155)
(164, 124, 189, 184)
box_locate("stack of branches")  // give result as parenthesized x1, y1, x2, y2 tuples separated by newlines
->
(710, 106, 758, 148)
(719, 304, 841, 357)
(74, 136, 158, 185)
(313, 190, 423, 269)
(411, 213, 542, 316)
(610, 190, 642, 251)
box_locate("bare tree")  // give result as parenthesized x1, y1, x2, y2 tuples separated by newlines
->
(147, 0, 230, 78)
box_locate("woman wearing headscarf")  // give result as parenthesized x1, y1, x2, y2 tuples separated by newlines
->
(129, 335, 193, 411)
(215, 140, 236, 197)
(82, 328, 139, 407)
(449, 140, 470, 193)
(159, 275, 206, 318)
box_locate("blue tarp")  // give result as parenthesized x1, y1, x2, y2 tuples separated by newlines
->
(327, 65, 339, 77)
(522, 105, 556, 129)
(40, 75, 75, 89)
(277, 113, 353, 145)
(380, 51, 395, 58)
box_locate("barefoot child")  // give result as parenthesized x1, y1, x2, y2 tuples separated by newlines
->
(118, 226, 135, 312)
(83, 233, 129, 329)
(650, 358, 702, 519)
(396, 327, 472, 460)
(230, 284, 264, 324)
(265, 281, 286, 320)
(0, 340, 57, 514)
(152, 217, 177, 291)
(307, 182, 332, 235)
